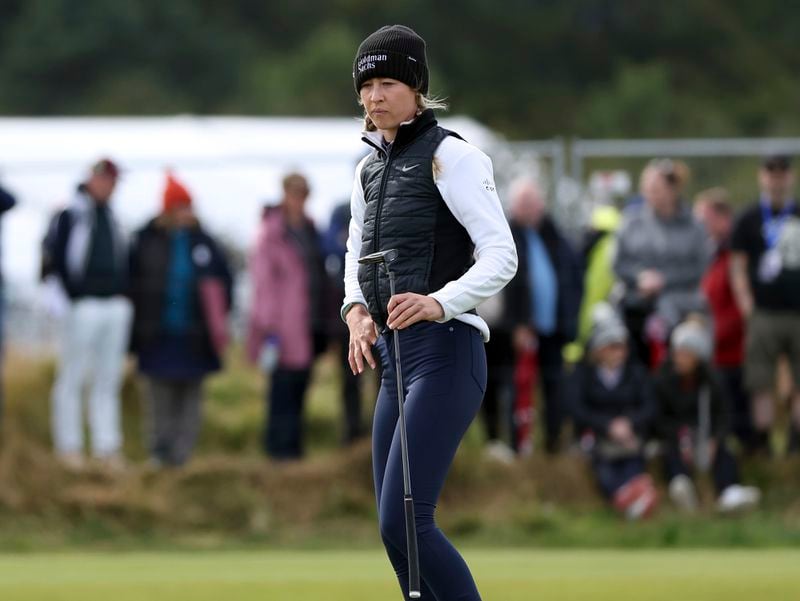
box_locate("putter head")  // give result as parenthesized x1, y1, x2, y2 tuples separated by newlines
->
(358, 249, 398, 266)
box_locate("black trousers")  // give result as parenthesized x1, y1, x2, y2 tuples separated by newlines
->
(480, 328, 514, 443)
(338, 332, 365, 444)
(718, 366, 758, 452)
(623, 306, 652, 368)
(663, 442, 740, 495)
(592, 455, 647, 498)
(264, 368, 311, 459)
(539, 333, 565, 453)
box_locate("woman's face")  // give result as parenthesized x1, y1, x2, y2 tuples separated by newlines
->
(673, 348, 700, 376)
(359, 78, 418, 133)
(594, 342, 628, 370)
(641, 168, 679, 216)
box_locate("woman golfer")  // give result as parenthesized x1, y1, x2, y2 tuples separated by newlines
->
(342, 25, 518, 600)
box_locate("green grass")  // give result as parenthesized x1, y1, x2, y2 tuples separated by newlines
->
(0, 549, 798, 600)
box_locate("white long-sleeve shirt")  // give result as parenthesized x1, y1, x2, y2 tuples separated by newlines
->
(342, 131, 518, 342)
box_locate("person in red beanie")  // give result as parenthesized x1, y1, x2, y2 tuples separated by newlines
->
(129, 171, 233, 467)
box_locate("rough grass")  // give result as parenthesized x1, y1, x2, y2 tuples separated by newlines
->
(2, 350, 800, 551)
(0, 549, 799, 601)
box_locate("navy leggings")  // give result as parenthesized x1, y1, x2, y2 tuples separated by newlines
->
(373, 320, 486, 601)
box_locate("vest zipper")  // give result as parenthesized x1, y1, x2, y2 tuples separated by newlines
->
(373, 145, 394, 322)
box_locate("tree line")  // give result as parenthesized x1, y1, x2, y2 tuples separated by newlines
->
(1, 0, 799, 139)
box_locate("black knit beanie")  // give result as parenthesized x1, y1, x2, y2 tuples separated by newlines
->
(353, 25, 429, 94)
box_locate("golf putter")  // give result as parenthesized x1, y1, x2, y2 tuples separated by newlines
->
(358, 249, 421, 598)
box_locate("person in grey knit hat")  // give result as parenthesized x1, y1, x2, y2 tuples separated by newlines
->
(565, 303, 659, 520)
(654, 317, 761, 514)
(670, 319, 713, 363)
(587, 303, 628, 353)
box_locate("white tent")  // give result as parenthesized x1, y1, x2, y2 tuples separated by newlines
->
(0, 114, 502, 297)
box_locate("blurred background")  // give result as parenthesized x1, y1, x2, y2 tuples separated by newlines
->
(0, 2, 799, 600)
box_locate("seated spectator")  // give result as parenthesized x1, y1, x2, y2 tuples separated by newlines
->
(654, 319, 761, 513)
(129, 172, 233, 467)
(614, 159, 709, 368)
(564, 304, 659, 520)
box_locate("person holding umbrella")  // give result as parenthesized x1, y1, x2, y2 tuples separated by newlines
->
(342, 25, 517, 600)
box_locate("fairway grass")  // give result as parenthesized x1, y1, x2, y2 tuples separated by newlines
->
(0, 548, 798, 601)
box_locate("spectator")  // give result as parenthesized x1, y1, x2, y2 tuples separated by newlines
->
(505, 177, 582, 453)
(654, 319, 761, 513)
(0, 180, 16, 423)
(129, 172, 233, 467)
(730, 154, 800, 454)
(565, 304, 658, 519)
(614, 159, 709, 368)
(476, 289, 515, 461)
(247, 173, 327, 460)
(694, 188, 755, 452)
(49, 158, 131, 470)
(323, 201, 366, 445)
(564, 203, 623, 364)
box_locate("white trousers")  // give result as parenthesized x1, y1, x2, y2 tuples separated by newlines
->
(51, 297, 132, 456)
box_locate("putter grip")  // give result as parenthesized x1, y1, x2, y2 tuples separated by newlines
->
(405, 495, 421, 598)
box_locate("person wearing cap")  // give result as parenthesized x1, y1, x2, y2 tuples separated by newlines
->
(342, 25, 517, 600)
(730, 154, 800, 454)
(653, 318, 761, 513)
(129, 172, 233, 468)
(614, 159, 710, 368)
(563, 304, 659, 520)
(247, 172, 328, 460)
(49, 158, 131, 470)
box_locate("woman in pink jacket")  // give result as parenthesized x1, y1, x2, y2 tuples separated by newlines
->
(247, 173, 327, 459)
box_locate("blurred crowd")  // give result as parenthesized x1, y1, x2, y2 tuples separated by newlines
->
(1, 152, 798, 520)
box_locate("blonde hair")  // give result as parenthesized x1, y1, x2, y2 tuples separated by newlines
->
(640, 158, 691, 194)
(360, 92, 448, 132)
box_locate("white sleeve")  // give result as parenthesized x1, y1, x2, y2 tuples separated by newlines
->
(341, 157, 369, 320)
(428, 142, 518, 321)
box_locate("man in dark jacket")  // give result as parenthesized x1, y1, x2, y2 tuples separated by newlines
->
(505, 178, 583, 453)
(49, 158, 131, 470)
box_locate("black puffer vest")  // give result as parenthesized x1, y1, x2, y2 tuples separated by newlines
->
(357, 110, 475, 329)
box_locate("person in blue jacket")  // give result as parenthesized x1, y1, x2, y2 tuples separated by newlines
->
(504, 177, 583, 453)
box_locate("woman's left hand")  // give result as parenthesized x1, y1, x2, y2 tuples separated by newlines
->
(387, 293, 444, 330)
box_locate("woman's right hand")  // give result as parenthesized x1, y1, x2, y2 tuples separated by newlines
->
(346, 304, 379, 375)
